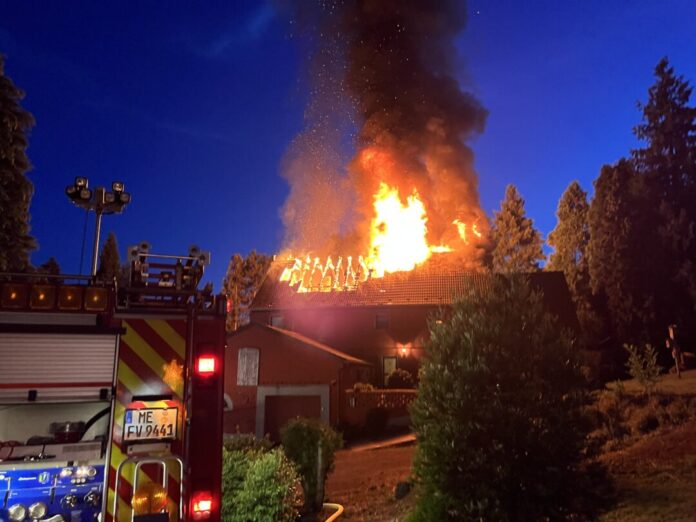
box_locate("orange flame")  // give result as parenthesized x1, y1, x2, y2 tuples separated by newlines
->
(366, 183, 439, 277)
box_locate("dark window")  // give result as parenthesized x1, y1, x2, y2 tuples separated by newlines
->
(270, 314, 284, 328)
(375, 312, 389, 330)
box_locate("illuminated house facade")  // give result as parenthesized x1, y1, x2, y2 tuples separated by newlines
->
(224, 269, 578, 438)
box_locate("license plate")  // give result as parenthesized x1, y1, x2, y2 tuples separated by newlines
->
(123, 407, 178, 442)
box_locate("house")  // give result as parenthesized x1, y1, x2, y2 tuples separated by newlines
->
(224, 267, 578, 439)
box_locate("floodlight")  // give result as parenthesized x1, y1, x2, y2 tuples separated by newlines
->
(112, 181, 124, 192)
(75, 177, 88, 188)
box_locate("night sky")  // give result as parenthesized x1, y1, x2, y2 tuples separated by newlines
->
(2, 1, 695, 289)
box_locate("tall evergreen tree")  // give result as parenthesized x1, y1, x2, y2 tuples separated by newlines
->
(223, 251, 272, 331)
(0, 55, 36, 272)
(588, 160, 659, 342)
(547, 181, 602, 341)
(633, 58, 696, 205)
(410, 276, 591, 521)
(633, 58, 696, 325)
(98, 232, 121, 282)
(490, 184, 545, 273)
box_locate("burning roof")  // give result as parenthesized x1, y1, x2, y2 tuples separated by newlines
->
(254, 261, 578, 326)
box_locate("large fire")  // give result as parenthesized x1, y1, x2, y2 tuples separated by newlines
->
(279, 176, 483, 293)
(366, 182, 449, 277)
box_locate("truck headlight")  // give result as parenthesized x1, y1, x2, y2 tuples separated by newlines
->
(28, 502, 47, 519)
(8, 503, 26, 521)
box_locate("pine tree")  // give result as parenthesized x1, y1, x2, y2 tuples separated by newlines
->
(0, 55, 36, 272)
(633, 58, 696, 328)
(547, 181, 602, 341)
(490, 184, 545, 273)
(410, 276, 591, 521)
(223, 251, 272, 331)
(633, 58, 696, 205)
(38, 257, 61, 275)
(588, 160, 659, 342)
(98, 232, 121, 282)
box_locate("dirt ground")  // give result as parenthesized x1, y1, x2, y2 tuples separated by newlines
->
(325, 445, 415, 521)
(326, 409, 696, 521)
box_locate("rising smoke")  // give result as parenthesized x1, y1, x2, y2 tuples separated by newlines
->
(279, 0, 488, 262)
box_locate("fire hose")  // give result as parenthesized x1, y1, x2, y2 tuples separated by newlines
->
(323, 503, 344, 521)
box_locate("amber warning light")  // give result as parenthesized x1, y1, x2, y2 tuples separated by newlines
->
(196, 356, 217, 376)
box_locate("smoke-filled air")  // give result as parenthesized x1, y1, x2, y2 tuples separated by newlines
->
(279, 0, 488, 288)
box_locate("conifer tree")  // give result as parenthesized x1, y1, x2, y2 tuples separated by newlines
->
(490, 184, 545, 273)
(547, 181, 601, 341)
(38, 257, 61, 275)
(223, 251, 272, 331)
(0, 55, 36, 272)
(410, 276, 591, 521)
(633, 58, 696, 326)
(588, 160, 658, 342)
(98, 232, 121, 282)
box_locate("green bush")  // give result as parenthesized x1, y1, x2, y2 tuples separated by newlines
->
(223, 432, 273, 452)
(221, 444, 300, 522)
(624, 343, 661, 396)
(386, 368, 415, 388)
(409, 275, 595, 521)
(281, 417, 343, 513)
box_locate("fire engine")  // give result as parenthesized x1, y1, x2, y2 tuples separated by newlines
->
(0, 243, 226, 522)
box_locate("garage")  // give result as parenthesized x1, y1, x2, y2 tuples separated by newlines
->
(224, 323, 372, 439)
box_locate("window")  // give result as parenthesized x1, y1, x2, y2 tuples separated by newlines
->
(237, 348, 259, 386)
(375, 312, 389, 330)
(383, 356, 397, 386)
(270, 314, 284, 328)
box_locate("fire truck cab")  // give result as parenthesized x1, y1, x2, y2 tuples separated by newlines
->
(0, 244, 226, 522)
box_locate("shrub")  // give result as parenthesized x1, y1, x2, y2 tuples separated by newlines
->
(353, 381, 374, 392)
(409, 276, 594, 521)
(223, 432, 273, 452)
(386, 368, 415, 388)
(281, 417, 343, 513)
(232, 449, 302, 522)
(222, 444, 300, 522)
(624, 343, 661, 396)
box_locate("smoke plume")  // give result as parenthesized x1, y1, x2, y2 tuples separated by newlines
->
(279, 0, 488, 262)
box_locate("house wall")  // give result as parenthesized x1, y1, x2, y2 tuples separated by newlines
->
(250, 304, 441, 379)
(224, 325, 369, 436)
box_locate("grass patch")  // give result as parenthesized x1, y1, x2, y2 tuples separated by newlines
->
(607, 368, 696, 396)
(600, 456, 696, 521)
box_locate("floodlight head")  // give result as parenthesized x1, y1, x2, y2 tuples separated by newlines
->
(112, 181, 124, 192)
(75, 177, 88, 188)
(118, 192, 131, 204)
(65, 185, 78, 198)
(79, 188, 92, 200)
(104, 192, 116, 204)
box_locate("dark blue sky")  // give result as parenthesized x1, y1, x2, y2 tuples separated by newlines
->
(3, 1, 695, 289)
